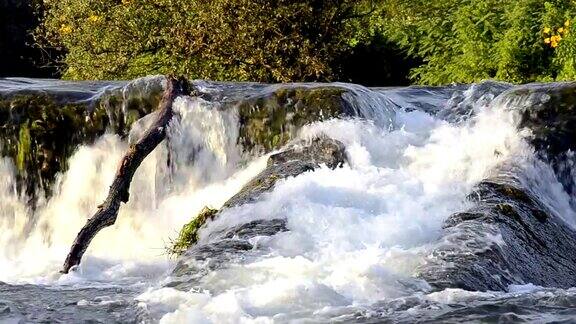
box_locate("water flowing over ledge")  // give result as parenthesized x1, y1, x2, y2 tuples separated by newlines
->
(1, 76, 576, 322)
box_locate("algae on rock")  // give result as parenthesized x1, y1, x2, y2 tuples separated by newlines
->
(0, 94, 106, 198)
(0, 78, 164, 200)
(169, 207, 219, 256)
(233, 86, 353, 153)
(170, 137, 347, 258)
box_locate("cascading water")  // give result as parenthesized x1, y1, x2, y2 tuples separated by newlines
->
(1, 77, 576, 323)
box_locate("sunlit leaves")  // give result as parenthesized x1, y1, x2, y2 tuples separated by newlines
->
(37, 0, 374, 82)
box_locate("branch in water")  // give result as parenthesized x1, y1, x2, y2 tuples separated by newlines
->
(61, 75, 190, 274)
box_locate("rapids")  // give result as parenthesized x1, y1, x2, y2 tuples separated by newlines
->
(1, 77, 576, 323)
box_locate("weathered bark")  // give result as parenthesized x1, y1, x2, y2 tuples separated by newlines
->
(61, 76, 189, 274)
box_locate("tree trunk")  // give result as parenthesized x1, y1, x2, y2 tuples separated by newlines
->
(61, 76, 189, 274)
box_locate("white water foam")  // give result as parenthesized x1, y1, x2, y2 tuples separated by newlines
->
(2, 85, 573, 323)
(137, 102, 535, 322)
(0, 96, 266, 285)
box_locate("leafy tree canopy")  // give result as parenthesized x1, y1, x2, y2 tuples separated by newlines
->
(379, 0, 576, 84)
(38, 0, 385, 82)
(37, 0, 576, 85)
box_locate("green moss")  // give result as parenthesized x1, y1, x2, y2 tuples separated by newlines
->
(1, 94, 102, 196)
(496, 203, 519, 217)
(169, 207, 219, 256)
(125, 109, 142, 129)
(16, 123, 31, 173)
(0, 86, 163, 199)
(236, 86, 348, 153)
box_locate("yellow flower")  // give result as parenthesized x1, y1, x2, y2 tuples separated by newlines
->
(543, 27, 551, 34)
(544, 37, 551, 44)
(558, 27, 565, 34)
(565, 20, 571, 27)
(88, 15, 101, 23)
(550, 35, 562, 48)
(59, 24, 72, 34)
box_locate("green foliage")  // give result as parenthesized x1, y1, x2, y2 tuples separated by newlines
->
(37, 0, 176, 79)
(37, 0, 379, 82)
(380, 0, 576, 84)
(169, 207, 219, 256)
(36, 0, 576, 84)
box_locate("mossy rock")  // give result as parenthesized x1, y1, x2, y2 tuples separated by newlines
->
(232, 86, 353, 153)
(169, 207, 219, 256)
(0, 94, 106, 198)
(499, 82, 576, 158)
(0, 78, 163, 202)
(0, 79, 164, 200)
(171, 136, 347, 256)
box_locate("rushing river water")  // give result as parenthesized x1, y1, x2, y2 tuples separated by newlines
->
(1, 77, 576, 323)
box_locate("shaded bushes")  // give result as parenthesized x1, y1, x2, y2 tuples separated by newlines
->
(28, 0, 576, 84)
(0, 0, 59, 77)
(37, 0, 415, 83)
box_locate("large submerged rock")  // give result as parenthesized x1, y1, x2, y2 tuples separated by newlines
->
(503, 82, 576, 157)
(501, 82, 576, 195)
(170, 136, 347, 282)
(419, 178, 576, 291)
(419, 82, 576, 291)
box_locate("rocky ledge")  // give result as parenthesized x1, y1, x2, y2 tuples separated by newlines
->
(0, 77, 359, 201)
(419, 82, 576, 291)
(169, 136, 347, 282)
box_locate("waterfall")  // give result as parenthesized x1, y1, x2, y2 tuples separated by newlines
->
(1, 77, 576, 323)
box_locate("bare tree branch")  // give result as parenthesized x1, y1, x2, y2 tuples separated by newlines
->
(61, 75, 190, 274)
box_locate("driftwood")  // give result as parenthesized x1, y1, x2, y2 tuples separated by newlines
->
(61, 76, 189, 274)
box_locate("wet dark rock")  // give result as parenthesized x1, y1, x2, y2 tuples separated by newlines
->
(224, 136, 346, 208)
(221, 218, 288, 240)
(341, 287, 576, 323)
(499, 82, 576, 194)
(419, 179, 576, 291)
(170, 137, 347, 279)
(419, 82, 576, 292)
(0, 77, 164, 200)
(503, 82, 576, 157)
